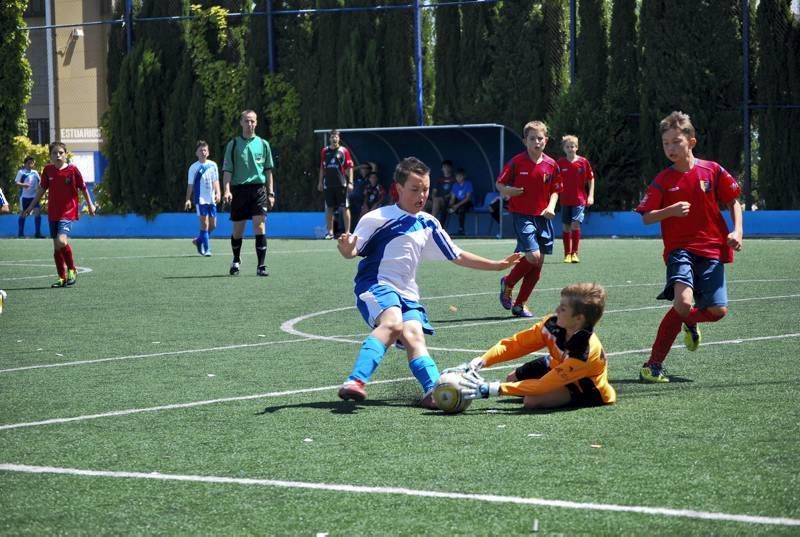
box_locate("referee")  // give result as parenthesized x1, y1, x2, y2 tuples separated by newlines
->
(222, 109, 276, 276)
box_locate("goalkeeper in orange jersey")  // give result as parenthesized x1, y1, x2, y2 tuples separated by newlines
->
(451, 282, 615, 409)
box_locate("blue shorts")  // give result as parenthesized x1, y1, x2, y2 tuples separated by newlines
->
(560, 205, 585, 225)
(656, 249, 728, 308)
(49, 219, 72, 238)
(197, 204, 217, 218)
(512, 213, 554, 255)
(356, 284, 434, 335)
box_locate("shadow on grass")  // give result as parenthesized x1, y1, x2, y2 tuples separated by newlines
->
(432, 315, 514, 324)
(257, 398, 427, 415)
(163, 274, 233, 280)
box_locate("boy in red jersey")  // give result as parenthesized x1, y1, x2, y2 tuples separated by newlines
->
(557, 135, 595, 263)
(22, 142, 96, 288)
(635, 111, 743, 382)
(497, 121, 562, 318)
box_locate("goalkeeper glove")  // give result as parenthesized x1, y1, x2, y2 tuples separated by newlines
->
(459, 370, 500, 400)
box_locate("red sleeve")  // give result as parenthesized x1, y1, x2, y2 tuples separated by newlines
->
(73, 166, 86, 191)
(343, 148, 354, 170)
(550, 162, 563, 194)
(715, 164, 741, 205)
(635, 177, 664, 214)
(319, 148, 326, 167)
(497, 160, 514, 186)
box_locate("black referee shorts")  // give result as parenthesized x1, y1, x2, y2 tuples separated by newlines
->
(230, 183, 268, 221)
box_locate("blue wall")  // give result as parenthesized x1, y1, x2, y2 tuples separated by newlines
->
(2, 210, 798, 238)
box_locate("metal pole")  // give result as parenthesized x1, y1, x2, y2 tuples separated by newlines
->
(414, 0, 424, 126)
(741, 0, 752, 209)
(125, 0, 133, 52)
(45, 0, 56, 143)
(569, 0, 576, 81)
(266, 0, 275, 73)
(498, 126, 505, 239)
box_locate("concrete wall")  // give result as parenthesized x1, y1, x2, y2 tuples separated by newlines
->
(2, 211, 799, 239)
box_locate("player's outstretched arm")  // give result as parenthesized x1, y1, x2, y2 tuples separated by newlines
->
(337, 233, 358, 258)
(459, 370, 500, 400)
(453, 251, 521, 271)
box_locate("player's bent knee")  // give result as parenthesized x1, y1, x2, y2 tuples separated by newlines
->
(708, 306, 728, 320)
(673, 302, 692, 318)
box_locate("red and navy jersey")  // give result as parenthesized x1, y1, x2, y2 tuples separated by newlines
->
(40, 164, 86, 222)
(497, 152, 562, 216)
(635, 159, 741, 263)
(320, 145, 354, 188)
(557, 156, 594, 206)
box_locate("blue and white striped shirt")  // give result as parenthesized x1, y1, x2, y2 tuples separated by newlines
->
(353, 204, 462, 300)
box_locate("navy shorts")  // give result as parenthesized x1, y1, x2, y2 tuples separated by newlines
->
(560, 205, 585, 225)
(512, 213, 554, 255)
(49, 219, 72, 238)
(325, 185, 349, 210)
(657, 249, 728, 308)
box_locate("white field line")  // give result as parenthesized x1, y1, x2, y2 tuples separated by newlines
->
(1, 332, 798, 433)
(3, 291, 799, 374)
(0, 463, 798, 527)
(0, 338, 311, 374)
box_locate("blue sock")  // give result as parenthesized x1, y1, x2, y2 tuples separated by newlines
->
(200, 230, 210, 253)
(408, 356, 440, 393)
(348, 336, 388, 383)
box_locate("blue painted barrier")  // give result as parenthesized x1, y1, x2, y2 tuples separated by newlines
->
(0, 211, 798, 238)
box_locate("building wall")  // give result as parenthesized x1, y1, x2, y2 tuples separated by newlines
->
(24, 0, 110, 153)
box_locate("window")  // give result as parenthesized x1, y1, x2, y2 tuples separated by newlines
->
(27, 119, 50, 145)
(24, 0, 45, 18)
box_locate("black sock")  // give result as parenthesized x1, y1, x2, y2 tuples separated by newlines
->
(255, 234, 267, 267)
(231, 236, 243, 263)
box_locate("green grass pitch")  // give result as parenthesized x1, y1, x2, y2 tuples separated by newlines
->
(1, 237, 798, 535)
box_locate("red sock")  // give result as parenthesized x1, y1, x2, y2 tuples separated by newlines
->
(646, 307, 683, 366)
(53, 248, 66, 279)
(61, 244, 75, 270)
(563, 233, 572, 256)
(505, 257, 534, 289)
(572, 229, 581, 254)
(686, 307, 725, 324)
(514, 264, 541, 306)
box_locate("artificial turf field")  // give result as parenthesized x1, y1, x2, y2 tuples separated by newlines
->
(0, 236, 798, 535)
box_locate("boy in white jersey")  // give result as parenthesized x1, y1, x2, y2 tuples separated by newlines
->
(336, 157, 521, 408)
(184, 140, 220, 256)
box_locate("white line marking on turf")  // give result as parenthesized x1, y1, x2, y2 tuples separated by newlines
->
(4, 291, 798, 374)
(0, 338, 312, 374)
(1, 333, 798, 432)
(0, 463, 797, 527)
(0, 264, 92, 281)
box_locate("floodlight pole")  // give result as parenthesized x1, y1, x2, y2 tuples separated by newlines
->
(414, 0, 424, 126)
(266, 0, 275, 73)
(741, 0, 752, 209)
(124, 0, 133, 52)
(569, 0, 576, 81)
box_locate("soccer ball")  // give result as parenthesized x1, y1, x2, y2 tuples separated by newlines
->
(433, 372, 472, 414)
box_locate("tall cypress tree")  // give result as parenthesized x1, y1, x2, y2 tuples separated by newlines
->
(378, 1, 416, 125)
(458, 2, 493, 122)
(434, 3, 461, 123)
(602, 0, 641, 209)
(640, 0, 742, 179)
(0, 0, 32, 193)
(755, 0, 800, 208)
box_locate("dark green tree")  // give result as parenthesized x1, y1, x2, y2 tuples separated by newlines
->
(755, 0, 800, 209)
(457, 2, 494, 122)
(0, 0, 32, 193)
(434, 2, 461, 123)
(378, 2, 416, 125)
(639, 0, 742, 179)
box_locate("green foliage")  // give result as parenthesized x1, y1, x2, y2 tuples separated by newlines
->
(639, 0, 743, 180)
(0, 0, 33, 196)
(433, 4, 460, 123)
(755, 0, 800, 209)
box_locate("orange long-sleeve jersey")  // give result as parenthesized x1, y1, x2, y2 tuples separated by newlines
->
(481, 316, 616, 404)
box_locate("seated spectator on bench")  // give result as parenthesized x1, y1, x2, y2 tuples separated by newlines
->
(362, 171, 386, 213)
(447, 168, 474, 235)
